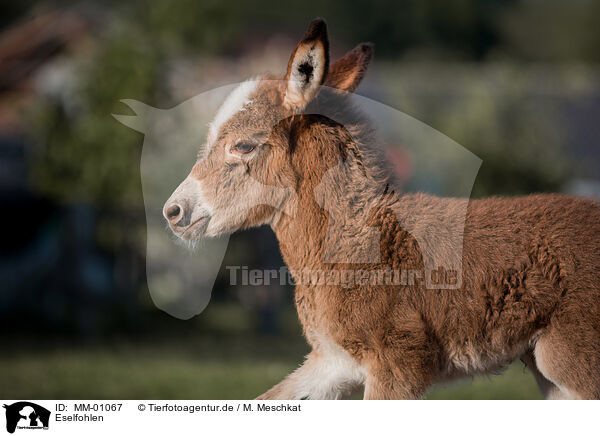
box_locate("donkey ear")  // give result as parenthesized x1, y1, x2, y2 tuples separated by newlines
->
(325, 43, 373, 93)
(284, 18, 329, 109)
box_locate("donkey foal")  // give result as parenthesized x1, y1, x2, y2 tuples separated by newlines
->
(164, 19, 600, 399)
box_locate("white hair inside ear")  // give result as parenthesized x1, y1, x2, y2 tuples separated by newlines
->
(285, 41, 327, 109)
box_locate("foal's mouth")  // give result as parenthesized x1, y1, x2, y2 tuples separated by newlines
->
(179, 215, 211, 239)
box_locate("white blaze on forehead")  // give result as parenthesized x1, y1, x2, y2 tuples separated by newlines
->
(207, 79, 258, 145)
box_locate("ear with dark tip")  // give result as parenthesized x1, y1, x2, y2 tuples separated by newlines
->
(284, 18, 330, 109)
(325, 43, 373, 93)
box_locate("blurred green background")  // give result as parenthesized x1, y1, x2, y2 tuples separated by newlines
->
(1, 0, 599, 399)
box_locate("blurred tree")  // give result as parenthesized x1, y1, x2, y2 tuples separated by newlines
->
(379, 63, 579, 197)
(28, 0, 241, 249)
(499, 0, 600, 62)
(24, 0, 242, 330)
(231, 0, 510, 59)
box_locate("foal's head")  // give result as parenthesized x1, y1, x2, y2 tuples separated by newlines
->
(164, 19, 373, 240)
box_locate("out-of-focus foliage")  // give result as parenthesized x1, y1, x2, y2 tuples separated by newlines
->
(499, 0, 600, 62)
(28, 0, 240, 209)
(379, 63, 596, 196)
(29, 33, 158, 209)
(26, 0, 242, 253)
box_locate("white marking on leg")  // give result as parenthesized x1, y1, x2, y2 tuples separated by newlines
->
(293, 332, 367, 399)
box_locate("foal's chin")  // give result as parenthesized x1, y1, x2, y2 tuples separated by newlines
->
(170, 219, 211, 242)
(175, 219, 246, 243)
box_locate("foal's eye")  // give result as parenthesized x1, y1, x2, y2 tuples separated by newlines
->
(232, 142, 257, 154)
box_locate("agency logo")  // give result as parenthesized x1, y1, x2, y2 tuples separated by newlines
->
(3, 402, 50, 434)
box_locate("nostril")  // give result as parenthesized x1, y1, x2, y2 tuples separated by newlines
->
(166, 204, 182, 222)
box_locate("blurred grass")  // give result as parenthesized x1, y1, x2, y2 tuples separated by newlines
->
(426, 364, 543, 400)
(0, 336, 307, 399)
(0, 336, 542, 399)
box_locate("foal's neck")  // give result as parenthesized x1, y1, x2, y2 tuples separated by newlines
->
(271, 160, 394, 273)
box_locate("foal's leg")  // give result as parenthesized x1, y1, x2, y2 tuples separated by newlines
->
(532, 324, 600, 400)
(521, 351, 562, 399)
(256, 351, 365, 400)
(363, 367, 431, 400)
(364, 376, 423, 399)
(363, 350, 436, 399)
(363, 315, 439, 400)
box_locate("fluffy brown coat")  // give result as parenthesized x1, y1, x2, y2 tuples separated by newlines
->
(164, 19, 600, 399)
